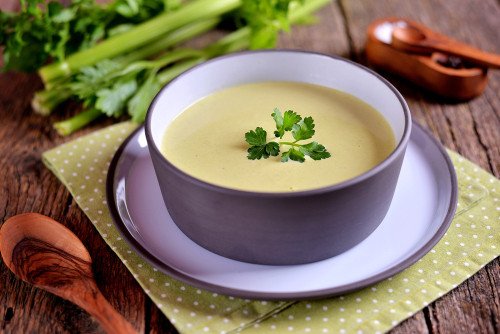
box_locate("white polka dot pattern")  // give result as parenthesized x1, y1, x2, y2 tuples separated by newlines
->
(42, 123, 500, 334)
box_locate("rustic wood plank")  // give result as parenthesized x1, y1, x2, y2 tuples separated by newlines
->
(0, 70, 146, 333)
(340, 1, 500, 333)
(148, 299, 178, 334)
(428, 261, 499, 334)
(277, 1, 350, 56)
(393, 310, 430, 334)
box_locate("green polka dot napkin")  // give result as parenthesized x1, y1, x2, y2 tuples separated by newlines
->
(42, 121, 499, 334)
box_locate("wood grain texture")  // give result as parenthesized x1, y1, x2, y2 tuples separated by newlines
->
(0, 214, 138, 334)
(0, 0, 499, 333)
(339, 1, 500, 333)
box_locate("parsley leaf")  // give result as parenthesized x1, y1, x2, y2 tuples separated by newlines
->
(245, 127, 280, 160)
(245, 126, 268, 146)
(280, 148, 291, 162)
(265, 141, 280, 156)
(292, 116, 315, 141)
(299, 141, 331, 160)
(281, 148, 305, 163)
(245, 108, 331, 163)
(247, 145, 269, 160)
(272, 108, 301, 138)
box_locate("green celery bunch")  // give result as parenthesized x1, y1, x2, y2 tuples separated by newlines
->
(1, 0, 332, 135)
(0, 0, 180, 73)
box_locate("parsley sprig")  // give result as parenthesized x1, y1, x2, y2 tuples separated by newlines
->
(245, 108, 331, 163)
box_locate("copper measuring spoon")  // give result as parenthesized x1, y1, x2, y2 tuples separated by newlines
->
(0, 213, 137, 334)
(391, 21, 500, 69)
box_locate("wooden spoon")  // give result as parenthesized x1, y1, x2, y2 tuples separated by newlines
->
(391, 22, 500, 69)
(0, 213, 137, 334)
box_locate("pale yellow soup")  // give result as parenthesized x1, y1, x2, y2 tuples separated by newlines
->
(161, 81, 395, 192)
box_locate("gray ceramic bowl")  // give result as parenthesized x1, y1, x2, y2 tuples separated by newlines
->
(145, 50, 411, 265)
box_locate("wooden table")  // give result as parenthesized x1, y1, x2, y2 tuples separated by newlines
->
(1, 0, 499, 333)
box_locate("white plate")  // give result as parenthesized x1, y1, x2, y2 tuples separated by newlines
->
(106, 122, 457, 300)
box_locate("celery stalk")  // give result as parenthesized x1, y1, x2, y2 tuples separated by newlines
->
(159, 0, 333, 82)
(39, 0, 242, 83)
(32, 89, 72, 116)
(51, 0, 333, 135)
(33, 18, 219, 115)
(115, 18, 220, 66)
(53, 108, 102, 136)
(157, 59, 205, 85)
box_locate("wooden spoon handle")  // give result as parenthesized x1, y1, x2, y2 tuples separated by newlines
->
(70, 282, 138, 334)
(392, 24, 500, 69)
(420, 34, 500, 69)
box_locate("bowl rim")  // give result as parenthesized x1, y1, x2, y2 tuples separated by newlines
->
(145, 49, 412, 197)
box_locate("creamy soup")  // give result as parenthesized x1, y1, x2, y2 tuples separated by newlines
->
(160, 81, 395, 192)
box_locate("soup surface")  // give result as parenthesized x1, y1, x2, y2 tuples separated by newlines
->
(161, 81, 395, 192)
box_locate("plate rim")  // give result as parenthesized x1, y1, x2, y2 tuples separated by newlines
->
(106, 122, 458, 300)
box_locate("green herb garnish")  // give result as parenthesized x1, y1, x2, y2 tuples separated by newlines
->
(245, 108, 331, 163)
